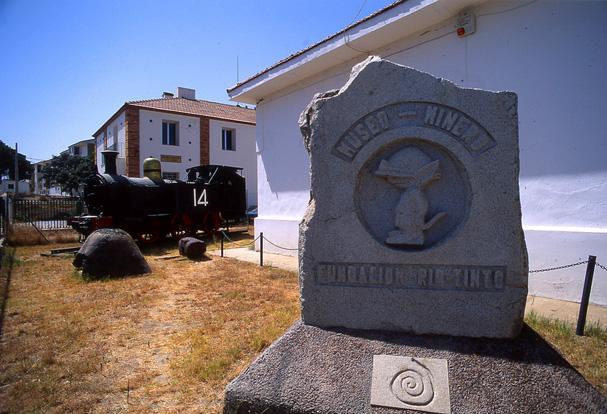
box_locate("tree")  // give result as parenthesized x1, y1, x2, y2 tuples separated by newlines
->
(41, 153, 97, 195)
(0, 140, 32, 180)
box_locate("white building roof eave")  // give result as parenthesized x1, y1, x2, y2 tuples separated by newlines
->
(228, 0, 486, 105)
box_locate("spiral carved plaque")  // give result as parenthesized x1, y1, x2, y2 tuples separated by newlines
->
(390, 359, 434, 405)
(370, 355, 450, 413)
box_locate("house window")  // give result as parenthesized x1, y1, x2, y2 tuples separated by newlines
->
(162, 121, 178, 145)
(73, 146, 80, 156)
(222, 128, 235, 151)
(162, 172, 179, 180)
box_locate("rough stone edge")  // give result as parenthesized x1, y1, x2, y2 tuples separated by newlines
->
(298, 56, 519, 153)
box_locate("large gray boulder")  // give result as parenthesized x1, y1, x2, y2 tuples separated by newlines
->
(73, 228, 151, 278)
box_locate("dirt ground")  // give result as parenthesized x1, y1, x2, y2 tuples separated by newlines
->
(0, 242, 299, 413)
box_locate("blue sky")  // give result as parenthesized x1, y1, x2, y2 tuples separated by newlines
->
(0, 0, 393, 162)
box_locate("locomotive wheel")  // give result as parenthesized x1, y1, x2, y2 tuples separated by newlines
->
(202, 212, 223, 235)
(138, 230, 162, 244)
(170, 224, 193, 239)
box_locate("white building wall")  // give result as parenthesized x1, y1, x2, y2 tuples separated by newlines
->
(0, 180, 31, 194)
(138, 109, 200, 180)
(69, 140, 95, 158)
(95, 132, 105, 173)
(95, 111, 126, 174)
(252, 1, 607, 304)
(209, 119, 257, 207)
(80, 143, 90, 157)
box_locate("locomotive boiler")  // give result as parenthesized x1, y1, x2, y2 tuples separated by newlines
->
(69, 150, 246, 242)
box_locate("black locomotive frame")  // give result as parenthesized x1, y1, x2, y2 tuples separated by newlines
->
(69, 162, 247, 243)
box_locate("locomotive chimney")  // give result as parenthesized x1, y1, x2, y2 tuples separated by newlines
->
(102, 150, 119, 175)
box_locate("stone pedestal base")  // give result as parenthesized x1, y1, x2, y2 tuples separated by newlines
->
(224, 321, 606, 414)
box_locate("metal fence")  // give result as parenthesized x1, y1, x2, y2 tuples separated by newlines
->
(8, 197, 83, 230)
(0, 199, 6, 237)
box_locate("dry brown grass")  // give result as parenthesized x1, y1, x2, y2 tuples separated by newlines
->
(0, 242, 299, 413)
(3, 239, 605, 413)
(7, 225, 80, 246)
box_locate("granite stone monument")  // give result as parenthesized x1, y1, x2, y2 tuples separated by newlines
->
(298, 56, 527, 339)
(224, 58, 607, 414)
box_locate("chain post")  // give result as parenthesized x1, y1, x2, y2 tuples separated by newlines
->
(4, 196, 8, 236)
(576, 255, 596, 336)
(260, 232, 264, 267)
(220, 231, 224, 257)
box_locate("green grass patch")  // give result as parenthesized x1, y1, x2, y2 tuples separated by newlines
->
(525, 310, 607, 395)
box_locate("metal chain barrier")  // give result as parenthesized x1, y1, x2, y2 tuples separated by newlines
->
(217, 231, 297, 266)
(220, 230, 607, 275)
(220, 230, 259, 247)
(261, 236, 299, 251)
(529, 259, 607, 274)
(525, 255, 606, 336)
(220, 233, 607, 270)
(529, 260, 589, 274)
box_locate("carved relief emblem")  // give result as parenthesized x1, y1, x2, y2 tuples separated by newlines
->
(375, 148, 447, 246)
(356, 141, 470, 251)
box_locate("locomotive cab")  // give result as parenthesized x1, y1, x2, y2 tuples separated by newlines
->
(186, 165, 246, 223)
(187, 165, 242, 184)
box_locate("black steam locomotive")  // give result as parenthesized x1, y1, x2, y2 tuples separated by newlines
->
(68, 151, 246, 242)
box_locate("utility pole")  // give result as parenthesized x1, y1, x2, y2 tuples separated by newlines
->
(14, 142, 19, 195)
(34, 163, 39, 194)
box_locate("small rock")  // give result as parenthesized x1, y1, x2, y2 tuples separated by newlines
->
(178, 237, 206, 260)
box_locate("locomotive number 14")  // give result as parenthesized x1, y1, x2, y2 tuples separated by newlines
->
(193, 188, 208, 207)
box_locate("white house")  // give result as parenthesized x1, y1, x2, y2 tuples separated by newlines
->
(67, 139, 95, 158)
(228, 0, 607, 305)
(93, 87, 257, 206)
(32, 139, 95, 196)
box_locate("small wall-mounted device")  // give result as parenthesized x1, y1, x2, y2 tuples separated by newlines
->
(455, 10, 476, 37)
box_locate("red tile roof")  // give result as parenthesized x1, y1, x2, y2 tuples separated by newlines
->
(128, 97, 255, 124)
